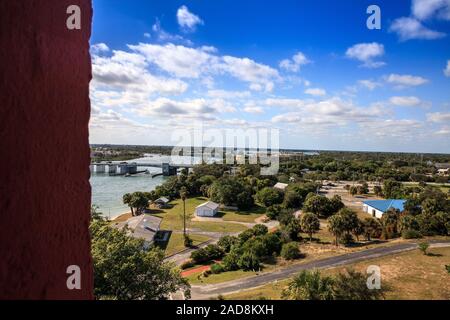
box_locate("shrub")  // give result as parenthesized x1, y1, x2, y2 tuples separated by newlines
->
(266, 205, 282, 220)
(180, 260, 195, 270)
(339, 233, 354, 246)
(418, 242, 430, 255)
(262, 233, 282, 255)
(222, 250, 240, 271)
(202, 270, 211, 277)
(401, 229, 422, 239)
(210, 263, 225, 274)
(217, 235, 238, 253)
(184, 235, 193, 248)
(238, 251, 261, 271)
(252, 224, 269, 236)
(281, 242, 301, 260)
(190, 244, 224, 264)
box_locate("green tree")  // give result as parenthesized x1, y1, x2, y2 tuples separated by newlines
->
(362, 217, 382, 241)
(282, 270, 335, 300)
(90, 219, 190, 300)
(180, 186, 188, 239)
(373, 185, 383, 197)
(281, 242, 301, 260)
(255, 187, 284, 207)
(333, 269, 384, 300)
(300, 212, 320, 241)
(418, 242, 430, 256)
(238, 251, 261, 271)
(302, 194, 330, 217)
(122, 193, 134, 216)
(328, 214, 346, 246)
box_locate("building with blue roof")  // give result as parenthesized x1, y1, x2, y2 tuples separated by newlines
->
(362, 199, 406, 219)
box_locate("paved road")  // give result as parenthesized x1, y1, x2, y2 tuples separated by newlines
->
(190, 240, 450, 299)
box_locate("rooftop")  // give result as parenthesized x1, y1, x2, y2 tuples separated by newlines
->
(363, 199, 406, 213)
(196, 201, 219, 210)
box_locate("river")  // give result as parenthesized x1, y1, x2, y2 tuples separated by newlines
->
(90, 154, 204, 219)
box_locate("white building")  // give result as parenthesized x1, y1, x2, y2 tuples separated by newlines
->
(362, 199, 406, 219)
(273, 182, 288, 191)
(195, 201, 220, 217)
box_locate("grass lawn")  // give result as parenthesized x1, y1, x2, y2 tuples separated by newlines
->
(150, 197, 249, 233)
(186, 263, 279, 285)
(161, 233, 211, 257)
(221, 206, 266, 223)
(224, 246, 450, 300)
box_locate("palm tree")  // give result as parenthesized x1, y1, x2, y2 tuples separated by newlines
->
(180, 187, 187, 238)
(123, 193, 134, 216)
(282, 270, 335, 300)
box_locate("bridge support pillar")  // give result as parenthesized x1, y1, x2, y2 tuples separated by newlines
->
(108, 165, 117, 174)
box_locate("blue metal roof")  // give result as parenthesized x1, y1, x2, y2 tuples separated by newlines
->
(363, 199, 406, 213)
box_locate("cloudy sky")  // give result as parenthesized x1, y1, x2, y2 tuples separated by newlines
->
(90, 0, 450, 153)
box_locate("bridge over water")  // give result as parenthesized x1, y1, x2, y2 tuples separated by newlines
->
(90, 161, 194, 176)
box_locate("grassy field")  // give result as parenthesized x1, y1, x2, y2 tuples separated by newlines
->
(150, 197, 248, 233)
(221, 206, 266, 223)
(224, 246, 450, 300)
(161, 233, 211, 257)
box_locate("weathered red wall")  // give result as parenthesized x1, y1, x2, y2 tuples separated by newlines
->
(0, 1, 93, 299)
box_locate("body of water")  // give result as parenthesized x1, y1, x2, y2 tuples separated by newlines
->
(90, 154, 210, 219)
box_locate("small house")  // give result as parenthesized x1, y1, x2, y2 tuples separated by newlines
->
(273, 182, 288, 191)
(195, 201, 220, 217)
(153, 197, 170, 209)
(362, 199, 406, 219)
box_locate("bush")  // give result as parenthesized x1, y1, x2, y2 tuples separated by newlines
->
(184, 235, 193, 248)
(281, 242, 301, 260)
(222, 250, 240, 271)
(210, 263, 224, 274)
(238, 251, 261, 271)
(401, 229, 422, 239)
(190, 244, 224, 264)
(217, 235, 238, 253)
(202, 270, 211, 277)
(262, 233, 282, 255)
(339, 233, 354, 246)
(266, 205, 282, 220)
(418, 242, 430, 255)
(180, 260, 195, 270)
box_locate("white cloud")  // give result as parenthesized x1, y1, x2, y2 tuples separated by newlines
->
(385, 73, 429, 88)
(358, 79, 381, 90)
(134, 97, 235, 119)
(265, 98, 310, 109)
(389, 17, 446, 41)
(220, 56, 280, 92)
(243, 102, 264, 114)
(177, 5, 204, 31)
(345, 43, 385, 68)
(271, 97, 386, 126)
(412, 0, 450, 21)
(426, 112, 450, 122)
(129, 43, 217, 78)
(279, 52, 311, 72)
(91, 50, 188, 95)
(305, 88, 326, 96)
(91, 43, 109, 54)
(444, 60, 450, 76)
(207, 90, 251, 99)
(143, 33, 151, 39)
(389, 96, 422, 107)
(151, 19, 193, 45)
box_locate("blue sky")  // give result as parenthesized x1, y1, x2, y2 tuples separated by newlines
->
(89, 0, 450, 153)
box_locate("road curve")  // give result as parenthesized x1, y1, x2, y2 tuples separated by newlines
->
(191, 240, 450, 299)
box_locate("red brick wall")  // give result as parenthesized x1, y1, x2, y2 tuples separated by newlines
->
(0, 1, 93, 299)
